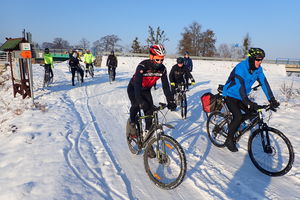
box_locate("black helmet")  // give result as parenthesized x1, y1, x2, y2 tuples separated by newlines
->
(184, 51, 189, 55)
(248, 48, 265, 58)
(44, 48, 49, 53)
(177, 57, 184, 64)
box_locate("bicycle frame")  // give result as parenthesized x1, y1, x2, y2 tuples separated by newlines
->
(136, 105, 174, 149)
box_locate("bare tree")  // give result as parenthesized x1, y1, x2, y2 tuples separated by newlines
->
(52, 37, 70, 49)
(42, 42, 54, 49)
(79, 38, 90, 50)
(200, 29, 216, 57)
(178, 22, 202, 56)
(92, 34, 122, 53)
(218, 43, 232, 58)
(146, 26, 169, 46)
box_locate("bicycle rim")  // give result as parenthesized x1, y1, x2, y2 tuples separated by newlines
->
(207, 111, 229, 147)
(181, 95, 187, 119)
(143, 135, 186, 189)
(126, 119, 141, 155)
(248, 127, 294, 176)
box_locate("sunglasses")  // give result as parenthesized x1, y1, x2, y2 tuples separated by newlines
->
(255, 58, 263, 62)
(155, 59, 164, 62)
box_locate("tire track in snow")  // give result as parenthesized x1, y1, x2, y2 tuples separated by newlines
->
(59, 82, 128, 199)
(81, 84, 135, 199)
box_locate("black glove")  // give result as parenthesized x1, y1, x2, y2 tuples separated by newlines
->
(167, 100, 177, 111)
(269, 97, 280, 109)
(248, 101, 259, 111)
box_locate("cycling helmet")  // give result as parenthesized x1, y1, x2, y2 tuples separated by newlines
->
(248, 48, 265, 58)
(44, 48, 49, 53)
(184, 51, 189, 55)
(177, 57, 184, 64)
(149, 44, 166, 56)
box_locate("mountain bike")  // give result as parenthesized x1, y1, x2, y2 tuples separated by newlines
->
(42, 64, 53, 88)
(206, 87, 294, 176)
(86, 63, 94, 78)
(126, 103, 187, 189)
(108, 67, 114, 84)
(74, 65, 84, 86)
(174, 83, 190, 119)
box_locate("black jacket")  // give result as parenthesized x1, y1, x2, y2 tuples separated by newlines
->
(106, 55, 118, 67)
(129, 59, 174, 102)
(169, 64, 194, 84)
(69, 56, 80, 68)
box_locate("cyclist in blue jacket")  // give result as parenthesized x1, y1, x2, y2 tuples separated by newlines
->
(222, 48, 280, 152)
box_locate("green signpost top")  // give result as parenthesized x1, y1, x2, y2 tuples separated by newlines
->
(0, 38, 27, 51)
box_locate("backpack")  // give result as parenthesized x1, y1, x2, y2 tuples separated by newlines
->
(201, 92, 223, 113)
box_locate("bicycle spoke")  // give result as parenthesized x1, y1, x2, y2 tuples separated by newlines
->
(144, 136, 186, 189)
(249, 128, 294, 176)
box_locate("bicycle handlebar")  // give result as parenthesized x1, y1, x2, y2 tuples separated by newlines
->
(257, 104, 277, 112)
(153, 103, 167, 111)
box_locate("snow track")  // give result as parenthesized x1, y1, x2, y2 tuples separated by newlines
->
(24, 60, 299, 200)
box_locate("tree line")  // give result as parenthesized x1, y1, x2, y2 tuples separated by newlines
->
(37, 21, 251, 58)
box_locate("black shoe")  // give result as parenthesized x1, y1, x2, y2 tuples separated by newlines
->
(128, 122, 137, 138)
(147, 145, 156, 158)
(72, 83, 75, 86)
(225, 138, 238, 152)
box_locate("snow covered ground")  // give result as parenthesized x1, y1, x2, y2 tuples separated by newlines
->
(0, 57, 299, 200)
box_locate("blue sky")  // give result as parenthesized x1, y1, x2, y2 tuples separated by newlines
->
(1, 0, 299, 59)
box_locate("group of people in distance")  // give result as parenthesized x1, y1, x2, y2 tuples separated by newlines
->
(43, 44, 280, 153)
(43, 48, 118, 86)
(126, 44, 280, 154)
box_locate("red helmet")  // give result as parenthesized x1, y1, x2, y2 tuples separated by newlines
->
(149, 44, 166, 56)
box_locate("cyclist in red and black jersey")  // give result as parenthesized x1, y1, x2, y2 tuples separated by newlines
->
(127, 44, 176, 136)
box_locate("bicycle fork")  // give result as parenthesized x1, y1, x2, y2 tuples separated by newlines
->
(259, 123, 273, 154)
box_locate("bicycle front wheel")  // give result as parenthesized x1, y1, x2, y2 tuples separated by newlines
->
(248, 127, 294, 176)
(181, 94, 187, 119)
(143, 135, 186, 190)
(207, 111, 230, 147)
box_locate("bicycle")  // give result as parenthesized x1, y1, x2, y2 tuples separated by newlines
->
(126, 103, 187, 189)
(86, 63, 94, 78)
(206, 85, 294, 176)
(174, 83, 190, 119)
(42, 64, 53, 88)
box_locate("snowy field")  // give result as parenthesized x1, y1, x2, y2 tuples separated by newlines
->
(0, 56, 299, 200)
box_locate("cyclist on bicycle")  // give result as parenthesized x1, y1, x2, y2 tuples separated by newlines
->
(127, 44, 177, 138)
(83, 49, 95, 77)
(222, 47, 280, 152)
(106, 50, 118, 81)
(69, 51, 84, 86)
(43, 48, 54, 80)
(169, 57, 195, 95)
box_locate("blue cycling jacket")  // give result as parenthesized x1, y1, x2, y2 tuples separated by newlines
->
(222, 58, 274, 105)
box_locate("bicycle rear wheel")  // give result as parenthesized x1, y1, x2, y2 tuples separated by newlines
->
(207, 111, 230, 147)
(143, 135, 186, 190)
(89, 66, 94, 78)
(248, 127, 294, 176)
(181, 94, 187, 119)
(126, 119, 142, 155)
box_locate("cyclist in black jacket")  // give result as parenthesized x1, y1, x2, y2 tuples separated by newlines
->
(169, 57, 195, 95)
(127, 45, 176, 137)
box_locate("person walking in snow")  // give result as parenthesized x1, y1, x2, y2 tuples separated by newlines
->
(69, 51, 84, 86)
(43, 48, 54, 80)
(222, 48, 280, 152)
(183, 51, 193, 72)
(106, 50, 118, 81)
